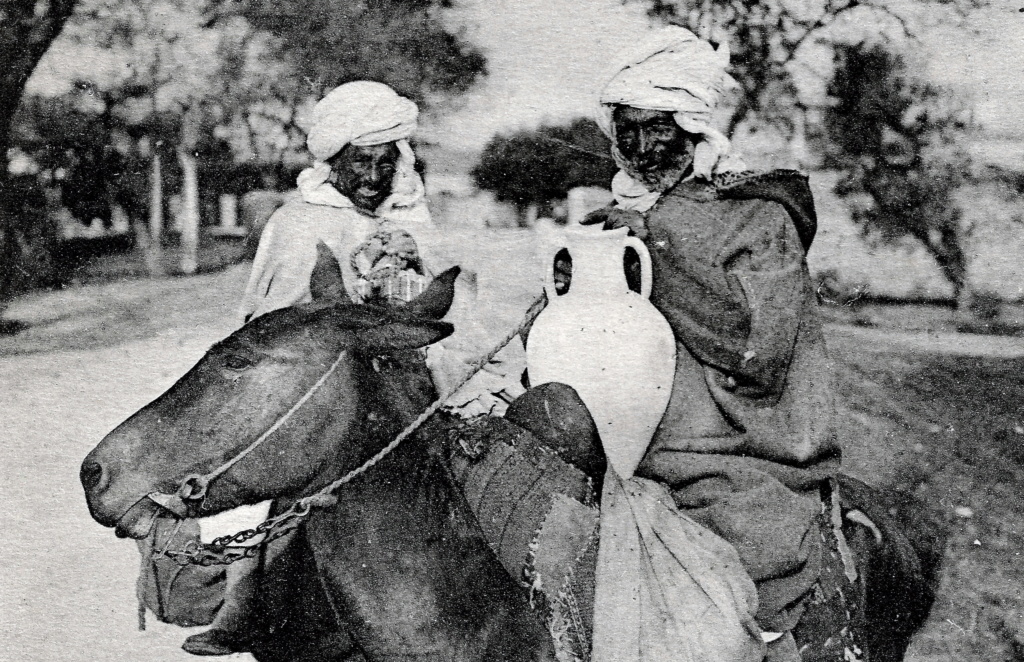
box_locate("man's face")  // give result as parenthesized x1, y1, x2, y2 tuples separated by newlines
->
(612, 106, 695, 180)
(329, 142, 400, 212)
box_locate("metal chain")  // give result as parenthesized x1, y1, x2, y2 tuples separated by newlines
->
(161, 505, 313, 566)
(157, 294, 547, 566)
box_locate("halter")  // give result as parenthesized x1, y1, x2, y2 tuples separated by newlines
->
(152, 294, 547, 566)
(149, 348, 352, 519)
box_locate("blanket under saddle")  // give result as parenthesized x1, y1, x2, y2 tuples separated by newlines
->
(445, 415, 600, 661)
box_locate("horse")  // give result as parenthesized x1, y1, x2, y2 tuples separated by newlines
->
(81, 245, 945, 662)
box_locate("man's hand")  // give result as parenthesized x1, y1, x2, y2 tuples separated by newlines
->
(580, 206, 648, 239)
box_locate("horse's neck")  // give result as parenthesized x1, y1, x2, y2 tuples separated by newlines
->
(316, 355, 481, 556)
(303, 362, 550, 660)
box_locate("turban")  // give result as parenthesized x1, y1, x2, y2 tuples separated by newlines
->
(597, 27, 738, 182)
(306, 81, 419, 161)
(297, 81, 427, 220)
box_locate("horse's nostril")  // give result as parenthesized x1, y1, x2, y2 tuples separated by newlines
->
(80, 460, 106, 492)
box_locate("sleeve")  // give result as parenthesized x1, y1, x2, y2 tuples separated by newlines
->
(659, 200, 807, 400)
(424, 268, 528, 417)
(238, 212, 318, 323)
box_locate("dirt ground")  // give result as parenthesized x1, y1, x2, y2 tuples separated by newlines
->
(2, 232, 1023, 661)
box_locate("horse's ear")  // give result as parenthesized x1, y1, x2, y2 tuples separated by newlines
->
(355, 320, 454, 354)
(402, 266, 461, 320)
(310, 241, 347, 302)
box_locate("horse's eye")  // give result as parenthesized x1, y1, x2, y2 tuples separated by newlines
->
(222, 354, 253, 371)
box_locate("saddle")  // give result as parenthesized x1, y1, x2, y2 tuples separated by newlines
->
(444, 385, 601, 661)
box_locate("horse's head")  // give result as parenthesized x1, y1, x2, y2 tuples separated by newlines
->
(81, 243, 457, 539)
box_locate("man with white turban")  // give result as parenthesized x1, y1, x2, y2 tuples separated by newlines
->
(579, 27, 855, 662)
(240, 80, 433, 318)
(184, 81, 524, 656)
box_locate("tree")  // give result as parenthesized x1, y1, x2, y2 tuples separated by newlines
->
(823, 43, 973, 301)
(224, 0, 487, 110)
(632, 1, 988, 302)
(16, 0, 286, 275)
(630, 0, 985, 135)
(0, 0, 77, 169)
(0, 0, 78, 318)
(471, 118, 617, 222)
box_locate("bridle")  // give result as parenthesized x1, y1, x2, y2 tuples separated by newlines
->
(149, 294, 546, 566)
(147, 348, 353, 522)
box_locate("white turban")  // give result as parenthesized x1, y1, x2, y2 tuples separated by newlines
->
(297, 81, 428, 222)
(306, 81, 419, 160)
(597, 27, 738, 182)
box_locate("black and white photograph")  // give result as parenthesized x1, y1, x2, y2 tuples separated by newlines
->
(2, 1, 1023, 660)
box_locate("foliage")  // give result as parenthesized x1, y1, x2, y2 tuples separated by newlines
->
(964, 290, 1001, 321)
(823, 43, 974, 299)
(225, 0, 487, 110)
(630, 0, 986, 135)
(0, 177, 63, 298)
(0, 0, 78, 159)
(471, 118, 616, 211)
(634, 0, 986, 301)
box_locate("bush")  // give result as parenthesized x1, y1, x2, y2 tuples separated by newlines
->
(815, 268, 869, 307)
(965, 290, 1002, 322)
(471, 118, 616, 211)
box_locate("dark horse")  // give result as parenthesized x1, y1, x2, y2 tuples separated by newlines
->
(82, 247, 945, 661)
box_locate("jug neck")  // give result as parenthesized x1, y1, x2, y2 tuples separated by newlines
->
(561, 226, 632, 298)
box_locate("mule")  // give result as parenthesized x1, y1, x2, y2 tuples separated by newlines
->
(82, 248, 554, 661)
(82, 246, 944, 661)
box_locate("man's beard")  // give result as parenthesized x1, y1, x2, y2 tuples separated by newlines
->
(620, 150, 693, 193)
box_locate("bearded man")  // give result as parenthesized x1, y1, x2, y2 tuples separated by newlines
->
(582, 27, 844, 661)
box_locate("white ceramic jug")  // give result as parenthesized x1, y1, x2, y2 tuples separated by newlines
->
(526, 225, 676, 478)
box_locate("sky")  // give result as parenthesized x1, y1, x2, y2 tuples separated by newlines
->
(423, 0, 1024, 150)
(420, 0, 653, 149)
(925, 3, 1024, 138)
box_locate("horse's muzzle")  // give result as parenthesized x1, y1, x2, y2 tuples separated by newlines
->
(80, 448, 169, 529)
(114, 497, 163, 539)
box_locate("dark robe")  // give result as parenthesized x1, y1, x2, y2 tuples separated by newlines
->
(632, 170, 842, 633)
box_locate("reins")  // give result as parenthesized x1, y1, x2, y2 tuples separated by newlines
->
(158, 294, 547, 566)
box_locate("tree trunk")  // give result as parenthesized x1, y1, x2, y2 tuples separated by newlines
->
(0, 207, 15, 321)
(0, 0, 79, 315)
(143, 152, 166, 277)
(176, 147, 200, 275)
(915, 224, 968, 306)
(0, 0, 77, 159)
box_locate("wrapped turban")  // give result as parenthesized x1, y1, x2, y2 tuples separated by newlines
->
(597, 27, 737, 181)
(297, 81, 427, 219)
(306, 81, 419, 160)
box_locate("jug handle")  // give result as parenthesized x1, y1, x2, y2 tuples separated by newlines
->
(544, 245, 568, 298)
(623, 236, 653, 299)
